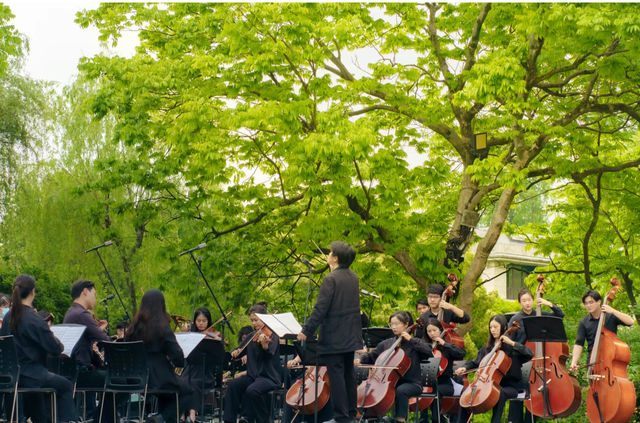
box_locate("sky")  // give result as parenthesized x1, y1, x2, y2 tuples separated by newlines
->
(5, 0, 136, 86)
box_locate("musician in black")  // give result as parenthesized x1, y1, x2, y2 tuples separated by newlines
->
(418, 284, 469, 340)
(63, 279, 114, 422)
(569, 289, 634, 373)
(354, 311, 433, 423)
(0, 274, 78, 423)
(126, 289, 193, 423)
(423, 318, 465, 423)
(224, 303, 281, 423)
(298, 241, 362, 423)
(454, 315, 533, 423)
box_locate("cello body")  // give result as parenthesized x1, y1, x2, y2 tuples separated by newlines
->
(286, 366, 331, 415)
(525, 274, 581, 418)
(586, 328, 635, 423)
(525, 340, 581, 418)
(459, 349, 511, 414)
(357, 347, 411, 416)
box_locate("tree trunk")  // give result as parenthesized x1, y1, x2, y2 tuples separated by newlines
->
(457, 187, 517, 334)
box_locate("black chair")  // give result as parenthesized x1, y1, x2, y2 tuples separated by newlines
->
(411, 357, 441, 423)
(268, 387, 287, 423)
(0, 335, 57, 423)
(100, 341, 149, 423)
(503, 362, 534, 423)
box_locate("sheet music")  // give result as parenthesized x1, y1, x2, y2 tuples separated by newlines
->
(50, 324, 86, 357)
(256, 312, 302, 337)
(175, 332, 206, 358)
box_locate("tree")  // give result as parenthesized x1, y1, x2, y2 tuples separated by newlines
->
(76, 3, 640, 329)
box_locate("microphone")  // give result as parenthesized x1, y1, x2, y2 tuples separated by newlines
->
(300, 257, 314, 268)
(178, 242, 207, 257)
(361, 289, 381, 299)
(100, 294, 115, 303)
(85, 240, 114, 253)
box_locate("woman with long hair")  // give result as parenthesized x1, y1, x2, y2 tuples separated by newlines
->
(0, 274, 78, 423)
(126, 289, 193, 423)
(454, 315, 533, 423)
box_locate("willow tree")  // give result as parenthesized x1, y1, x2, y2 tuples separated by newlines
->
(77, 3, 640, 322)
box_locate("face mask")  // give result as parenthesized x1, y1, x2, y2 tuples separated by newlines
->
(1, 308, 9, 318)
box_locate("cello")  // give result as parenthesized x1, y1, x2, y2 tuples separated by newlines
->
(438, 274, 465, 349)
(586, 278, 636, 423)
(286, 366, 331, 416)
(525, 275, 581, 418)
(459, 321, 520, 414)
(356, 319, 423, 417)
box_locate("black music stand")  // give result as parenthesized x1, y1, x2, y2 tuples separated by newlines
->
(185, 338, 226, 420)
(522, 316, 567, 422)
(361, 327, 394, 349)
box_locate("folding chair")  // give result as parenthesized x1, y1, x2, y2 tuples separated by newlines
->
(411, 357, 442, 423)
(100, 341, 149, 423)
(0, 335, 57, 423)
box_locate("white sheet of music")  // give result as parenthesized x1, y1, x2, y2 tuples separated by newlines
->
(175, 332, 206, 358)
(50, 324, 86, 357)
(255, 312, 302, 337)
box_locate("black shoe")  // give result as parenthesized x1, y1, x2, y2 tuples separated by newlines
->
(238, 418, 249, 423)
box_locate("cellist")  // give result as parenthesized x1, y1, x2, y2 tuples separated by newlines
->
(454, 315, 533, 423)
(418, 284, 470, 340)
(423, 318, 465, 423)
(507, 286, 564, 422)
(354, 311, 433, 423)
(568, 289, 634, 373)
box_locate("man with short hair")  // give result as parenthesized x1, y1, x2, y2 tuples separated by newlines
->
(569, 289, 634, 373)
(63, 279, 114, 422)
(418, 284, 470, 331)
(298, 241, 362, 423)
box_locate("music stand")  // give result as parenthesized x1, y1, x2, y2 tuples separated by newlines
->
(361, 327, 394, 349)
(185, 339, 225, 419)
(522, 316, 567, 422)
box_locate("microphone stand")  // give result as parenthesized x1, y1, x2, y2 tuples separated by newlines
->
(93, 249, 131, 322)
(186, 252, 234, 343)
(191, 256, 202, 320)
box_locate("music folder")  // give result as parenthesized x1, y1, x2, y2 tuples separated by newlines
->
(50, 324, 86, 357)
(255, 312, 303, 339)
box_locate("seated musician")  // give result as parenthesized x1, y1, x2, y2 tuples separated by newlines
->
(507, 286, 564, 422)
(424, 318, 465, 423)
(569, 289, 634, 373)
(0, 274, 79, 423)
(419, 285, 470, 337)
(63, 279, 115, 422)
(126, 289, 194, 423)
(414, 299, 429, 339)
(223, 303, 281, 423)
(180, 307, 219, 423)
(454, 315, 533, 423)
(354, 311, 433, 423)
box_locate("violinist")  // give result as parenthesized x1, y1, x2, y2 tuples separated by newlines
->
(418, 285, 470, 338)
(355, 311, 433, 423)
(223, 303, 281, 423)
(63, 279, 115, 422)
(297, 241, 362, 423)
(454, 315, 533, 423)
(568, 289, 634, 373)
(180, 307, 218, 423)
(424, 318, 465, 423)
(126, 289, 194, 423)
(0, 274, 78, 423)
(507, 287, 564, 422)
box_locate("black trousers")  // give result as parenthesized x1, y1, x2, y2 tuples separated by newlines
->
(456, 385, 518, 423)
(321, 352, 356, 423)
(395, 382, 422, 420)
(427, 381, 454, 423)
(77, 366, 119, 423)
(20, 372, 78, 423)
(224, 375, 279, 423)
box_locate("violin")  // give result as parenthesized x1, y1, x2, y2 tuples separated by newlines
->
(285, 366, 331, 416)
(438, 274, 465, 349)
(586, 278, 636, 423)
(459, 321, 520, 414)
(356, 318, 423, 417)
(232, 324, 273, 358)
(525, 275, 581, 418)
